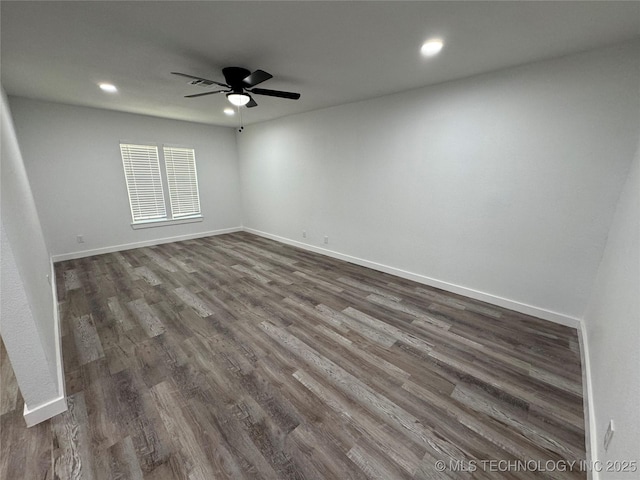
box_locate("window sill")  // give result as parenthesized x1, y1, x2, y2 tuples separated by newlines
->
(131, 215, 203, 230)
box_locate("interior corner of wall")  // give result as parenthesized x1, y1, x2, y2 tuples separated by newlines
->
(50, 257, 66, 400)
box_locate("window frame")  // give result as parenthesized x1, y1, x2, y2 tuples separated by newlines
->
(119, 141, 203, 229)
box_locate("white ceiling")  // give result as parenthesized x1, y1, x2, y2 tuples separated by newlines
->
(2, 1, 639, 127)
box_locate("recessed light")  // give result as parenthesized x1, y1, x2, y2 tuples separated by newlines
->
(421, 39, 444, 57)
(99, 83, 118, 93)
(224, 108, 235, 115)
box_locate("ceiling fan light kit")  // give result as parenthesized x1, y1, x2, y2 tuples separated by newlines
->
(227, 93, 251, 106)
(172, 67, 301, 110)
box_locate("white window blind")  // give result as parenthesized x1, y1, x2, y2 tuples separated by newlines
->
(163, 146, 201, 218)
(119, 144, 167, 223)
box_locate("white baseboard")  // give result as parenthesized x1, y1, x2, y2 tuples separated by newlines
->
(244, 227, 581, 329)
(578, 322, 599, 480)
(23, 395, 67, 427)
(51, 227, 243, 262)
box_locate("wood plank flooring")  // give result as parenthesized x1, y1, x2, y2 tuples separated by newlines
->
(0, 232, 586, 479)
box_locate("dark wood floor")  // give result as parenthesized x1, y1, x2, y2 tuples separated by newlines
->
(1, 232, 586, 479)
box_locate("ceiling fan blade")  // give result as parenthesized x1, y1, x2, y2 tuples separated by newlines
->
(250, 88, 300, 100)
(243, 69, 273, 88)
(184, 90, 227, 98)
(171, 72, 229, 88)
(246, 96, 258, 108)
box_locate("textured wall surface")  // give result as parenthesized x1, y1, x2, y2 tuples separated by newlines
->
(584, 145, 639, 477)
(239, 41, 640, 320)
(9, 99, 242, 257)
(1, 87, 60, 408)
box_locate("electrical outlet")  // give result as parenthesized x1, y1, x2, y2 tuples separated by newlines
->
(302, 230, 307, 238)
(324, 236, 329, 244)
(77, 235, 84, 243)
(604, 419, 615, 451)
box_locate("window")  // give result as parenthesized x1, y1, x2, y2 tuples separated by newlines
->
(119, 143, 202, 226)
(163, 146, 201, 218)
(120, 144, 167, 223)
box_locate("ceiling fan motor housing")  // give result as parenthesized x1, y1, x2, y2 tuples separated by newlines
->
(223, 67, 252, 92)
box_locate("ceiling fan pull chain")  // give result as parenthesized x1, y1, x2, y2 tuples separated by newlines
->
(238, 105, 244, 133)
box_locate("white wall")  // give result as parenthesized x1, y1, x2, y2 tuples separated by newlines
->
(8, 98, 242, 257)
(583, 143, 639, 477)
(1, 87, 61, 410)
(239, 41, 640, 321)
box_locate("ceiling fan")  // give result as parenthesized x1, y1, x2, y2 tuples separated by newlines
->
(171, 67, 301, 108)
